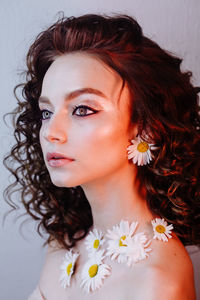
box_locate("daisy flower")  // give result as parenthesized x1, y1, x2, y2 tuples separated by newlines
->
(106, 220, 138, 264)
(80, 250, 111, 293)
(151, 218, 174, 242)
(59, 249, 79, 289)
(123, 232, 152, 267)
(85, 228, 105, 256)
(127, 135, 157, 166)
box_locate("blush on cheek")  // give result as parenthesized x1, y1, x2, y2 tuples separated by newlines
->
(80, 126, 125, 166)
(82, 126, 116, 153)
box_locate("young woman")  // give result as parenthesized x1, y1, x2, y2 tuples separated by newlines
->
(4, 13, 200, 299)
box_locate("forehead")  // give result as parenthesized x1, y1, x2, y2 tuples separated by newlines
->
(42, 52, 128, 102)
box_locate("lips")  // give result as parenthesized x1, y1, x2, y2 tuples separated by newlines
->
(46, 152, 74, 161)
(46, 152, 74, 168)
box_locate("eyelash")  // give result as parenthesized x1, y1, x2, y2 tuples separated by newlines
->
(72, 105, 98, 117)
(40, 105, 98, 120)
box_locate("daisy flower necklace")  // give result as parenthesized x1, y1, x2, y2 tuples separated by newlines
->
(59, 218, 173, 294)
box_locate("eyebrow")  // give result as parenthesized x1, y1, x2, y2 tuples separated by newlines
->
(38, 87, 108, 104)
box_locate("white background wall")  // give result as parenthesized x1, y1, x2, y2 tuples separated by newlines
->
(0, 0, 200, 299)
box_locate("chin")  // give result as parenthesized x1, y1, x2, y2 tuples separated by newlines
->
(50, 175, 80, 188)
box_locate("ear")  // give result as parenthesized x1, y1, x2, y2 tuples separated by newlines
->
(127, 123, 138, 140)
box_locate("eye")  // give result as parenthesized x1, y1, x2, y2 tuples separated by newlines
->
(72, 105, 98, 117)
(40, 109, 52, 120)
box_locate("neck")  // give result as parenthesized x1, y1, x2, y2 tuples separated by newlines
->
(81, 163, 153, 232)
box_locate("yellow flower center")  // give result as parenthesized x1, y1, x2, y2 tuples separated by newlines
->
(155, 225, 166, 233)
(88, 264, 98, 278)
(119, 235, 127, 247)
(137, 141, 149, 153)
(93, 239, 100, 249)
(66, 262, 72, 276)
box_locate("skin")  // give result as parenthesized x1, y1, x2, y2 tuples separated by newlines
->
(39, 52, 152, 230)
(38, 52, 196, 299)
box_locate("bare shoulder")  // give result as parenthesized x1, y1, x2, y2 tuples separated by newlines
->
(135, 235, 196, 300)
(38, 239, 66, 292)
(38, 235, 196, 300)
(140, 264, 196, 300)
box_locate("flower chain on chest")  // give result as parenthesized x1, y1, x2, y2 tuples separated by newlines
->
(59, 218, 173, 293)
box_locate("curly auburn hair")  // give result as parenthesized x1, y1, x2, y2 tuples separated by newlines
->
(3, 13, 200, 249)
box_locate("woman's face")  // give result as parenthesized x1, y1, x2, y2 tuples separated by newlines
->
(39, 52, 136, 188)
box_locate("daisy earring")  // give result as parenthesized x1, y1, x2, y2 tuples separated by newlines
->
(127, 134, 157, 166)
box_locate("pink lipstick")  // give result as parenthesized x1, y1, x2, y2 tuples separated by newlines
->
(46, 152, 74, 167)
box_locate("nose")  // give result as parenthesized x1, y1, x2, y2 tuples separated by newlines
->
(46, 132, 67, 143)
(44, 115, 68, 144)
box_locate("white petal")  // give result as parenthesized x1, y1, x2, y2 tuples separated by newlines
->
(138, 153, 143, 166)
(129, 221, 138, 235)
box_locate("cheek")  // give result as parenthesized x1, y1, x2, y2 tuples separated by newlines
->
(75, 117, 128, 165)
(39, 126, 47, 162)
(39, 127, 44, 150)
